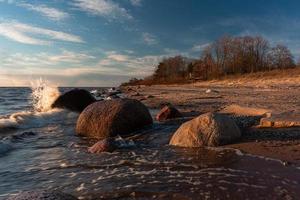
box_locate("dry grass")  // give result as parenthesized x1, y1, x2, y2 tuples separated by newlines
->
(193, 68, 300, 87)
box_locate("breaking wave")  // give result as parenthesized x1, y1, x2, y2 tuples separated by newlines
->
(0, 79, 78, 131)
(31, 78, 60, 112)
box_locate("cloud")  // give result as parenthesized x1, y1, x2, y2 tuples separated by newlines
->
(97, 51, 167, 76)
(0, 50, 94, 68)
(142, 32, 158, 45)
(0, 21, 84, 45)
(191, 43, 211, 52)
(0, 50, 172, 86)
(72, 0, 132, 20)
(0, 73, 129, 87)
(18, 3, 69, 21)
(130, 0, 142, 6)
(48, 50, 95, 63)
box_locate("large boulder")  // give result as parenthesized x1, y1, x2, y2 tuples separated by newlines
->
(51, 89, 96, 112)
(76, 99, 153, 139)
(7, 190, 77, 200)
(156, 105, 182, 121)
(169, 112, 241, 147)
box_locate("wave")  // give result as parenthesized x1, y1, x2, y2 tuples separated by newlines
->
(30, 78, 60, 112)
(0, 78, 80, 132)
(0, 109, 79, 131)
(0, 141, 13, 155)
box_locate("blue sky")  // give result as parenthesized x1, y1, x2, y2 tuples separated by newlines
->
(0, 0, 300, 86)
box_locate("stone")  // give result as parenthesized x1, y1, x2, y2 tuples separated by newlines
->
(169, 112, 241, 147)
(156, 105, 182, 121)
(260, 112, 300, 128)
(88, 138, 117, 153)
(219, 104, 270, 116)
(76, 99, 153, 139)
(51, 89, 96, 112)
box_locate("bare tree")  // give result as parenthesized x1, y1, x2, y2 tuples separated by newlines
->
(267, 44, 295, 70)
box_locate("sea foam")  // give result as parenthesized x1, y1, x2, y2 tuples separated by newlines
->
(31, 78, 60, 112)
(0, 79, 78, 131)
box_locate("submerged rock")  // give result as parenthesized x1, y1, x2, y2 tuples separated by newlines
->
(88, 138, 117, 153)
(156, 105, 182, 121)
(88, 137, 136, 153)
(7, 190, 77, 200)
(169, 112, 241, 147)
(76, 99, 153, 139)
(51, 89, 96, 112)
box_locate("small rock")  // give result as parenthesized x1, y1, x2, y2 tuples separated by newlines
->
(282, 161, 290, 166)
(88, 138, 117, 153)
(156, 105, 182, 121)
(205, 89, 219, 94)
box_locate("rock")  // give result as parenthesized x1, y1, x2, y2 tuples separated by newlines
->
(205, 89, 219, 94)
(156, 105, 182, 121)
(219, 104, 271, 116)
(260, 112, 300, 128)
(169, 112, 241, 147)
(88, 138, 117, 153)
(7, 190, 77, 200)
(51, 89, 96, 112)
(76, 99, 153, 139)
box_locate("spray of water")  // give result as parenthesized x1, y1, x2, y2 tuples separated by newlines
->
(30, 78, 60, 112)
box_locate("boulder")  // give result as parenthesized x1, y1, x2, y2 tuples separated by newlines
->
(169, 112, 241, 147)
(51, 89, 96, 112)
(88, 138, 117, 153)
(76, 99, 153, 139)
(156, 105, 182, 121)
(7, 190, 77, 200)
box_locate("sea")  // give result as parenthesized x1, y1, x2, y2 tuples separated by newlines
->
(0, 80, 299, 199)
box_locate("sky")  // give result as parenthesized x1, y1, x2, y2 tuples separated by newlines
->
(0, 0, 300, 87)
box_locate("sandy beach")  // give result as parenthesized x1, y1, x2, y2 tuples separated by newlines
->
(124, 74, 300, 166)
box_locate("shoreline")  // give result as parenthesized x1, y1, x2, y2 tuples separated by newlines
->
(123, 78, 300, 166)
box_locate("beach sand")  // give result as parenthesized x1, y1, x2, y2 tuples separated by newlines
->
(123, 75, 300, 166)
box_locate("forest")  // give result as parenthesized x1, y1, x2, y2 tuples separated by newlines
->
(122, 35, 296, 86)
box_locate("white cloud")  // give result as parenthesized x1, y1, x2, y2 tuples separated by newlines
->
(72, 0, 132, 20)
(192, 43, 211, 51)
(48, 50, 95, 63)
(0, 50, 170, 86)
(0, 21, 84, 45)
(18, 3, 69, 21)
(97, 51, 166, 76)
(142, 32, 158, 45)
(130, 0, 142, 6)
(0, 50, 94, 67)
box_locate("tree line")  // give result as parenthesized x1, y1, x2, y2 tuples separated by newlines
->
(122, 35, 296, 86)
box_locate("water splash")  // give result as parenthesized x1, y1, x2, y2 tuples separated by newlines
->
(30, 78, 60, 112)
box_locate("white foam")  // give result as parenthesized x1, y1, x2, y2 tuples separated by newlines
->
(0, 109, 78, 130)
(0, 79, 79, 130)
(30, 78, 60, 112)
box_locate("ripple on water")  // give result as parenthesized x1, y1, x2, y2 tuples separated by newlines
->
(0, 117, 299, 199)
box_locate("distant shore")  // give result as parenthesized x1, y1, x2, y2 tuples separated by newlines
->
(123, 71, 300, 165)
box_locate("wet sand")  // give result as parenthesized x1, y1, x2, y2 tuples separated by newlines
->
(123, 76, 300, 166)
